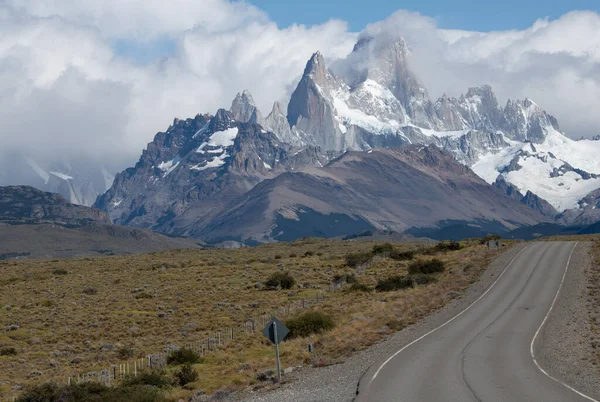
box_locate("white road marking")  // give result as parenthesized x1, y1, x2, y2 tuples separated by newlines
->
(368, 244, 531, 383)
(530, 242, 599, 402)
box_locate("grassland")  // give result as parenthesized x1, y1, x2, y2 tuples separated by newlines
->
(0, 238, 507, 400)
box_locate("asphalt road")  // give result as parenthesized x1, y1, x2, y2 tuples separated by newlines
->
(355, 242, 598, 402)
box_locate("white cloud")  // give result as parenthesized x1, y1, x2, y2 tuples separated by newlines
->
(361, 10, 600, 137)
(0, 2, 599, 187)
(0, 1, 356, 173)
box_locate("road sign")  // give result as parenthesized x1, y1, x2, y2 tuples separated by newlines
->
(262, 317, 289, 345)
(487, 241, 500, 248)
(262, 317, 289, 381)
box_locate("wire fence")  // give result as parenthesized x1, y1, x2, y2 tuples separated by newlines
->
(55, 293, 325, 389)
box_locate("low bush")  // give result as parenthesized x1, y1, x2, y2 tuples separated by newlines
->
(52, 269, 68, 275)
(82, 287, 97, 295)
(0, 346, 17, 356)
(304, 251, 315, 257)
(285, 311, 335, 339)
(117, 345, 135, 360)
(372, 243, 394, 255)
(408, 259, 445, 275)
(333, 274, 358, 284)
(16, 382, 166, 402)
(349, 282, 372, 292)
(389, 249, 415, 261)
(134, 292, 154, 299)
(167, 348, 202, 366)
(480, 234, 502, 245)
(121, 368, 174, 389)
(424, 241, 462, 254)
(265, 272, 296, 290)
(375, 276, 413, 292)
(345, 251, 373, 267)
(375, 274, 436, 292)
(40, 299, 55, 307)
(175, 363, 199, 386)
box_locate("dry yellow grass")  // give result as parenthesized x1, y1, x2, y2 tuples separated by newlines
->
(0, 238, 505, 400)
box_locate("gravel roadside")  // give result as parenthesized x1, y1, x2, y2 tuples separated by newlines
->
(239, 243, 528, 402)
(537, 241, 600, 400)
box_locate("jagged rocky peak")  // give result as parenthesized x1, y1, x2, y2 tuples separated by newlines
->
(287, 51, 343, 151)
(230, 90, 264, 125)
(264, 101, 298, 145)
(465, 85, 500, 110)
(209, 108, 236, 132)
(303, 51, 328, 83)
(502, 97, 560, 143)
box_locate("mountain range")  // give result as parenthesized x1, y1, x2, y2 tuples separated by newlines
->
(6, 33, 600, 244)
(0, 186, 200, 258)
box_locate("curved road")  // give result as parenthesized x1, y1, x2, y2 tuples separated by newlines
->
(356, 241, 597, 402)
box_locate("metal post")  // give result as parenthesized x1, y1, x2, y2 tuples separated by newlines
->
(273, 322, 281, 382)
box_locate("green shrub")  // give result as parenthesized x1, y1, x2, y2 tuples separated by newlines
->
(167, 348, 202, 366)
(274, 255, 282, 260)
(40, 299, 55, 307)
(375, 275, 436, 292)
(375, 276, 413, 291)
(121, 368, 174, 388)
(175, 363, 198, 386)
(16, 382, 166, 402)
(285, 311, 335, 339)
(0, 346, 17, 356)
(408, 259, 445, 275)
(52, 269, 68, 275)
(82, 287, 97, 295)
(117, 346, 135, 360)
(265, 272, 296, 290)
(425, 241, 462, 254)
(134, 292, 154, 299)
(372, 243, 394, 255)
(480, 234, 502, 245)
(344, 251, 373, 267)
(349, 282, 372, 292)
(333, 274, 358, 284)
(304, 251, 314, 257)
(389, 249, 415, 261)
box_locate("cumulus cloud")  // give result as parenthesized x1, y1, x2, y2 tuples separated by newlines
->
(0, 0, 356, 172)
(0, 1, 599, 185)
(361, 10, 600, 137)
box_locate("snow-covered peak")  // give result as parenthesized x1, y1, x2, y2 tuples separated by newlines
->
(472, 128, 600, 211)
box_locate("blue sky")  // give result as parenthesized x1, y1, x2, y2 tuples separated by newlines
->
(251, 0, 600, 31)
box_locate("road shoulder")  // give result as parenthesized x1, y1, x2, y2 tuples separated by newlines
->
(537, 241, 600, 400)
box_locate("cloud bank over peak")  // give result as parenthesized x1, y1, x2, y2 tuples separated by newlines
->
(361, 10, 600, 138)
(0, 2, 598, 176)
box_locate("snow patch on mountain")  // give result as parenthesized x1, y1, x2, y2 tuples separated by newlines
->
(49, 171, 74, 181)
(190, 152, 229, 171)
(208, 127, 239, 148)
(158, 156, 182, 177)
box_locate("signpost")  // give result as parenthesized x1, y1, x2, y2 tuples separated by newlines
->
(262, 317, 290, 381)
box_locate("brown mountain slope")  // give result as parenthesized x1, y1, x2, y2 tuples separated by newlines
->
(199, 145, 548, 243)
(0, 186, 201, 259)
